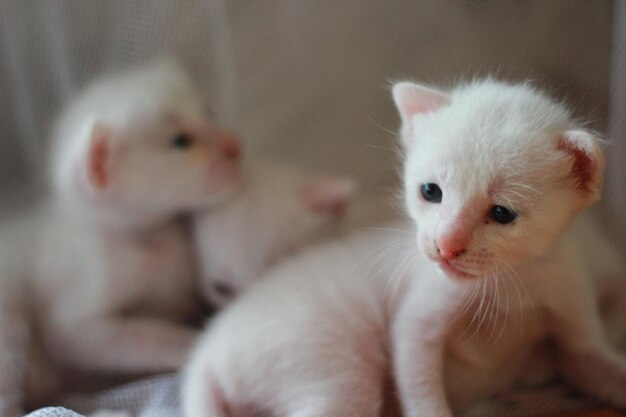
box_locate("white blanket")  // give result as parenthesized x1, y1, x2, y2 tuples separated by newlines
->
(25, 374, 597, 417)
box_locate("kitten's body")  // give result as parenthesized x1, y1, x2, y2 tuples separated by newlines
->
(0, 60, 242, 416)
(33, 202, 199, 372)
(193, 162, 355, 308)
(182, 80, 626, 417)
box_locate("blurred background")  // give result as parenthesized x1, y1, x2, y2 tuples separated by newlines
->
(0, 0, 623, 249)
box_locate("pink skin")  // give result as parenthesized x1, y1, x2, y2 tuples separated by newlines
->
(419, 195, 493, 280)
(202, 130, 243, 191)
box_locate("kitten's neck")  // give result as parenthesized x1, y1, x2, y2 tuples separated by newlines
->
(51, 196, 172, 233)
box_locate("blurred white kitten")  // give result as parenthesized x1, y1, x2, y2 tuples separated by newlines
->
(193, 162, 355, 308)
(0, 59, 242, 416)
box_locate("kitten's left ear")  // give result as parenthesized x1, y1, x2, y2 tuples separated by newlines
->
(391, 81, 448, 145)
(557, 130, 605, 206)
(86, 123, 113, 191)
(301, 177, 356, 218)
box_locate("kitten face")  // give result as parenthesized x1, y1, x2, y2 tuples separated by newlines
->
(108, 107, 241, 212)
(194, 164, 354, 307)
(394, 80, 603, 280)
(53, 60, 242, 214)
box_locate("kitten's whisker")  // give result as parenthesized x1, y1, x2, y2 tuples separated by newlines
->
(498, 260, 538, 336)
(389, 253, 422, 303)
(359, 227, 413, 235)
(463, 278, 487, 341)
(355, 237, 412, 285)
(504, 189, 529, 202)
(500, 195, 517, 212)
(364, 238, 412, 291)
(451, 281, 480, 324)
(372, 240, 414, 282)
(368, 117, 401, 137)
(475, 275, 496, 343)
(494, 268, 510, 343)
(509, 182, 543, 195)
(364, 143, 398, 153)
(502, 261, 536, 316)
(384, 246, 416, 301)
(486, 275, 501, 345)
(496, 260, 523, 335)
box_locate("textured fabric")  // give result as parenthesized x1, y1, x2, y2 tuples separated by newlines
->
(31, 373, 598, 417)
(61, 374, 180, 417)
(25, 407, 84, 417)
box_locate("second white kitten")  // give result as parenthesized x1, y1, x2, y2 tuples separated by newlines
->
(0, 60, 242, 416)
(193, 162, 355, 308)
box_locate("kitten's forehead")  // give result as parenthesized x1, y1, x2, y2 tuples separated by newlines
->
(75, 61, 203, 130)
(411, 80, 572, 192)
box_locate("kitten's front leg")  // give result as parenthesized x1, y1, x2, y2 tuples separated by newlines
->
(393, 277, 464, 417)
(48, 316, 198, 374)
(549, 273, 626, 408)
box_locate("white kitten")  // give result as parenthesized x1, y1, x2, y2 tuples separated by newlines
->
(182, 79, 626, 417)
(0, 60, 242, 416)
(192, 162, 355, 308)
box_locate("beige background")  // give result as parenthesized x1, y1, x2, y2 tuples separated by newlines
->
(0, 1, 622, 247)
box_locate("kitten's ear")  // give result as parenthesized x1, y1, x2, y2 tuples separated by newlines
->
(301, 177, 356, 218)
(557, 130, 605, 206)
(85, 123, 113, 191)
(391, 81, 448, 144)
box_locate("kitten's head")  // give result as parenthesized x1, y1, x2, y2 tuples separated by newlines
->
(392, 79, 604, 280)
(193, 163, 355, 307)
(52, 59, 242, 216)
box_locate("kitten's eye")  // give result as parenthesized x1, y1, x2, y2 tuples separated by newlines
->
(491, 205, 517, 224)
(420, 183, 442, 203)
(170, 134, 194, 150)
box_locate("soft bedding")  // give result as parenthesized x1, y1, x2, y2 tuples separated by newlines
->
(25, 374, 606, 417)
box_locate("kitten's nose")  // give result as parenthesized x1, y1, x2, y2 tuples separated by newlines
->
(436, 242, 466, 260)
(216, 132, 242, 161)
(201, 125, 242, 161)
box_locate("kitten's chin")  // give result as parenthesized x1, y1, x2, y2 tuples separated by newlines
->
(437, 260, 479, 281)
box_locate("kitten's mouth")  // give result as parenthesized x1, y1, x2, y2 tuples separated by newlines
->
(207, 160, 242, 188)
(438, 260, 477, 280)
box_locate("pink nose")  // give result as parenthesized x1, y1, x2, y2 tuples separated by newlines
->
(216, 132, 242, 161)
(436, 242, 466, 260)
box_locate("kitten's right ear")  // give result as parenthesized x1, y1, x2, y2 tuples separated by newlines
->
(85, 123, 112, 191)
(301, 177, 356, 218)
(391, 82, 448, 144)
(557, 130, 605, 207)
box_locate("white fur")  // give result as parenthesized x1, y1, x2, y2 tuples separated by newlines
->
(192, 162, 355, 308)
(0, 60, 242, 414)
(182, 80, 626, 417)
